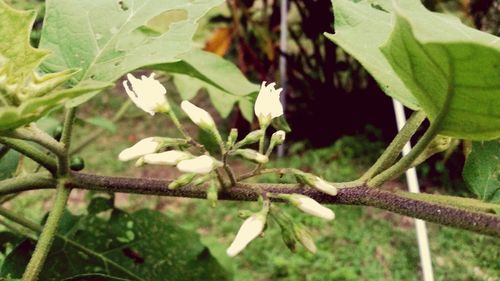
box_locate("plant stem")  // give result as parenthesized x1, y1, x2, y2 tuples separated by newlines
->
(0, 173, 56, 196)
(360, 111, 426, 181)
(167, 110, 191, 140)
(71, 100, 132, 155)
(64, 172, 500, 237)
(58, 108, 77, 176)
(22, 181, 71, 281)
(367, 111, 441, 187)
(8, 125, 65, 158)
(0, 137, 57, 174)
(222, 153, 237, 186)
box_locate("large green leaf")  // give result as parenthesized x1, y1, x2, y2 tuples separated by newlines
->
(380, 1, 500, 140)
(39, 0, 224, 106)
(0, 208, 229, 281)
(463, 141, 500, 204)
(325, 0, 420, 110)
(152, 50, 258, 122)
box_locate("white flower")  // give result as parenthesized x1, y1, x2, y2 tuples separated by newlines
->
(289, 194, 335, 220)
(226, 214, 266, 257)
(143, 151, 192, 165)
(176, 155, 222, 174)
(123, 73, 168, 115)
(181, 101, 215, 129)
(118, 137, 160, 161)
(312, 177, 338, 196)
(271, 130, 286, 145)
(254, 81, 283, 126)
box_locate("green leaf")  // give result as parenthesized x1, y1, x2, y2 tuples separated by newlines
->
(173, 73, 252, 120)
(271, 115, 291, 133)
(1, 209, 229, 281)
(0, 148, 19, 181)
(380, 1, 500, 140)
(39, 0, 224, 106)
(325, 0, 419, 110)
(154, 50, 258, 122)
(463, 141, 500, 204)
(153, 50, 258, 97)
(83, 117, 117, 133)
(0, 80, 111, 132)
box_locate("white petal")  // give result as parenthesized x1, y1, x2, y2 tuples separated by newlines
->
(143, 151, 191, 165)
(180, 101, 215, 127)
(176, 155, 216, 174)
(123, 72, 167, 115)
(294, 195, 335, 220)
(313, 177, 338, 196)
(118, 137, 160, 161)
(254, 81, 284, 120)
(226, 215, 265, 257)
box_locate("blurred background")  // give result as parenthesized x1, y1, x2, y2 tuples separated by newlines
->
(3, 0, 500, 280)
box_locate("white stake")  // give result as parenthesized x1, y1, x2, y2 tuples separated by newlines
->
(392, 99, 434, 281)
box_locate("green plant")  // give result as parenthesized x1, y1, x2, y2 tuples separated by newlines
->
(0, 0, 499, 280)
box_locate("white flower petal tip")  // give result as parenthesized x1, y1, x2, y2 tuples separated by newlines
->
(312, 177, 338, 196)
(143, 150, 192, 165)
(180, 101, 215, 128)
(254, 81, 284, 124)
(123, 72, 168, 115)
(226, 214, 266, 257)
(176, 155, 221, 174)
(118, 137, 160, 161)
(290, 194, 335, 221)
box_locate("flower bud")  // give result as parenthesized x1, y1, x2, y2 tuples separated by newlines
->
(191, 174, 213, 186)
(293, 171, 338, 196)
(176, 155, 223, 174)
(180, 100, 215, 130)
(143, 150, 192, 166)
(168, 173, 196, 189)
(118, 137, 161, 161)
(123, 73, 169, 115)
(293, 223, 317, 254)
(226, 213, 266, 257)
(226, 128, 238, 148)
(235, 130, 264, 148)
(271, 130, 286, 145)
(207, 181, 218, 208)
(283, 194, 335, 220)
(233, 149, 268, 164)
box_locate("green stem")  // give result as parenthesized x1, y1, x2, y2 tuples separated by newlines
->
(222, 153, 237, 186)
(71, 100, 132, 155)
(367, 118, 441, 187)
(8, 125, 65, 158)
(0, 173, 56, 196)
(360, 111, 426, 181)
(22, 181, 71, 281)
(58, 108, 77, 176)
(167, 110, 191, 140)
(0, 137, 57, 174)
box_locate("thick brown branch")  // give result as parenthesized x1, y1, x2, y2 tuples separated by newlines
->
(68, 172, 500, 237)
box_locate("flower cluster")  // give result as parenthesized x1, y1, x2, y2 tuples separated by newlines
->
(118, 73, 339, 256)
